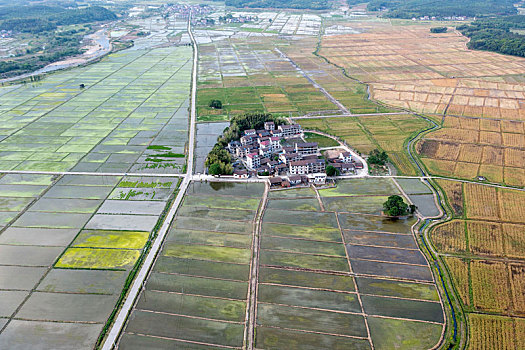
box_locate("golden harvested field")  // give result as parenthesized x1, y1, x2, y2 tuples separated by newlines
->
(434, 180, 525, 341)
(432, 220, 466, 253)
(320, 23, 525, 121)
(417, 116, 525, 185)
(468, 314, 519, 350)
(470, 260, 511, 313)
(444, 257, 470, 306)
(299, 114, 430, 175)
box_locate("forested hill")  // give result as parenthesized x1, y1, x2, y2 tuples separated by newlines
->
(226, 0, 331, 10)
(0, 5, 117, 33)
(350, 0, 517, 18)
(458, 16, 525, 58)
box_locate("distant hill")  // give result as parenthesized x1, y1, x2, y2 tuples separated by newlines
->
(351, 0, 517, 18)
(0, 5, 117, 33)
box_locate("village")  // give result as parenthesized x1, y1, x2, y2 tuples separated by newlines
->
(226, 121, 364, 187)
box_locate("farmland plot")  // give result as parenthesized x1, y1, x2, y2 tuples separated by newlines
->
(196, 37, 341, 121)
(431, 180, 525, 345)
(118, 181, 265, 349)
(418, 116, 525, 185)
(0, 46, 192, 174)
(256, 179, 444, 349)
(0, 173, 179, 349)
(319, 23, 525, 121)
(300, 114, 431, 175)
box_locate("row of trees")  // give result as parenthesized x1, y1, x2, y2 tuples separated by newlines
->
(206, 113, 287, 175)
(457, 16, 525, 58)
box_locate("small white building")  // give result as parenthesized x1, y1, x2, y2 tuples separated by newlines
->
(339, 151, 352, 163)
(308, 173, 327, 185)
(247, 153, 260, 169)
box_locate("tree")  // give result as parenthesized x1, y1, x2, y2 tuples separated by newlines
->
(326, 165, 339, 176)
(209, 99, 222, 109)
(367, 149, 388, 166)
(383, 195, 409, 217)
(208, 163, 222, 175)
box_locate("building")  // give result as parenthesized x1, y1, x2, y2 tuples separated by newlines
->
(289, 160, 309, 175)
(240, 135, 256, 146)
(295, 142, 318, 156)
(278, 124, 301, 138)
(288, 175, 302, 185)
(269, 177, 282, 187)
(279, 152, 301, 164)
(264, 121, 275, 131)
(244, 129, 256, 136)
(270, 136, 281, 150)
(308, 173, 327, 185)
(233, 169, 248, 178)
(289, 159, 325, 175)
(339, 151, 352, 163)
(247, 153, 260, 169)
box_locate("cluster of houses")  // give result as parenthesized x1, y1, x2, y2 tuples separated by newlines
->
(164, 4, 213, 19)
(227, 122, 363, 187)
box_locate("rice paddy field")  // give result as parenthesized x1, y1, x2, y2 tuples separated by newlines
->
(0, 46, 192, 174)
(431, 179, 525, 347)
(257, 178, 444, 349)
(284, 36, 398, 115)
(196, 37, 340, 121)
(319, 22, 525, 121)
(417, 115, 525, 186)
(118, 181, 265, 349)
(0, 173, 180, 349)
(299, 114, 431, 175)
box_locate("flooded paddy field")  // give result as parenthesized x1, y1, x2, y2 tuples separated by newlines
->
(256, 178, 444, 349)
(118, 181, 265, 349)
(0, 46, 192, 174)
(0, 173, 181, 348)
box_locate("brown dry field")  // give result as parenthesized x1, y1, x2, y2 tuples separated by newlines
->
(432, 180, 525, 344)
(320, 23, 525, 121)
(416, 116, 525, 185)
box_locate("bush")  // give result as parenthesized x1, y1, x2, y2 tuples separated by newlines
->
(326, 165, 339, 176)
(430, 27, 448, 33)
(209, 99, 222, 109)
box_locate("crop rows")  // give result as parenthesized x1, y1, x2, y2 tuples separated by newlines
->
(432, 180, 525, 345)
(418, 116, 525, 185)
(300, 114, 430, 175)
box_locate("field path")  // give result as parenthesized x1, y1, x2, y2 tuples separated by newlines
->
(246, 182, 269, 349)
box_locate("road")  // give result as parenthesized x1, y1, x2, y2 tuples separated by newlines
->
(101, 15, 198, 350)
